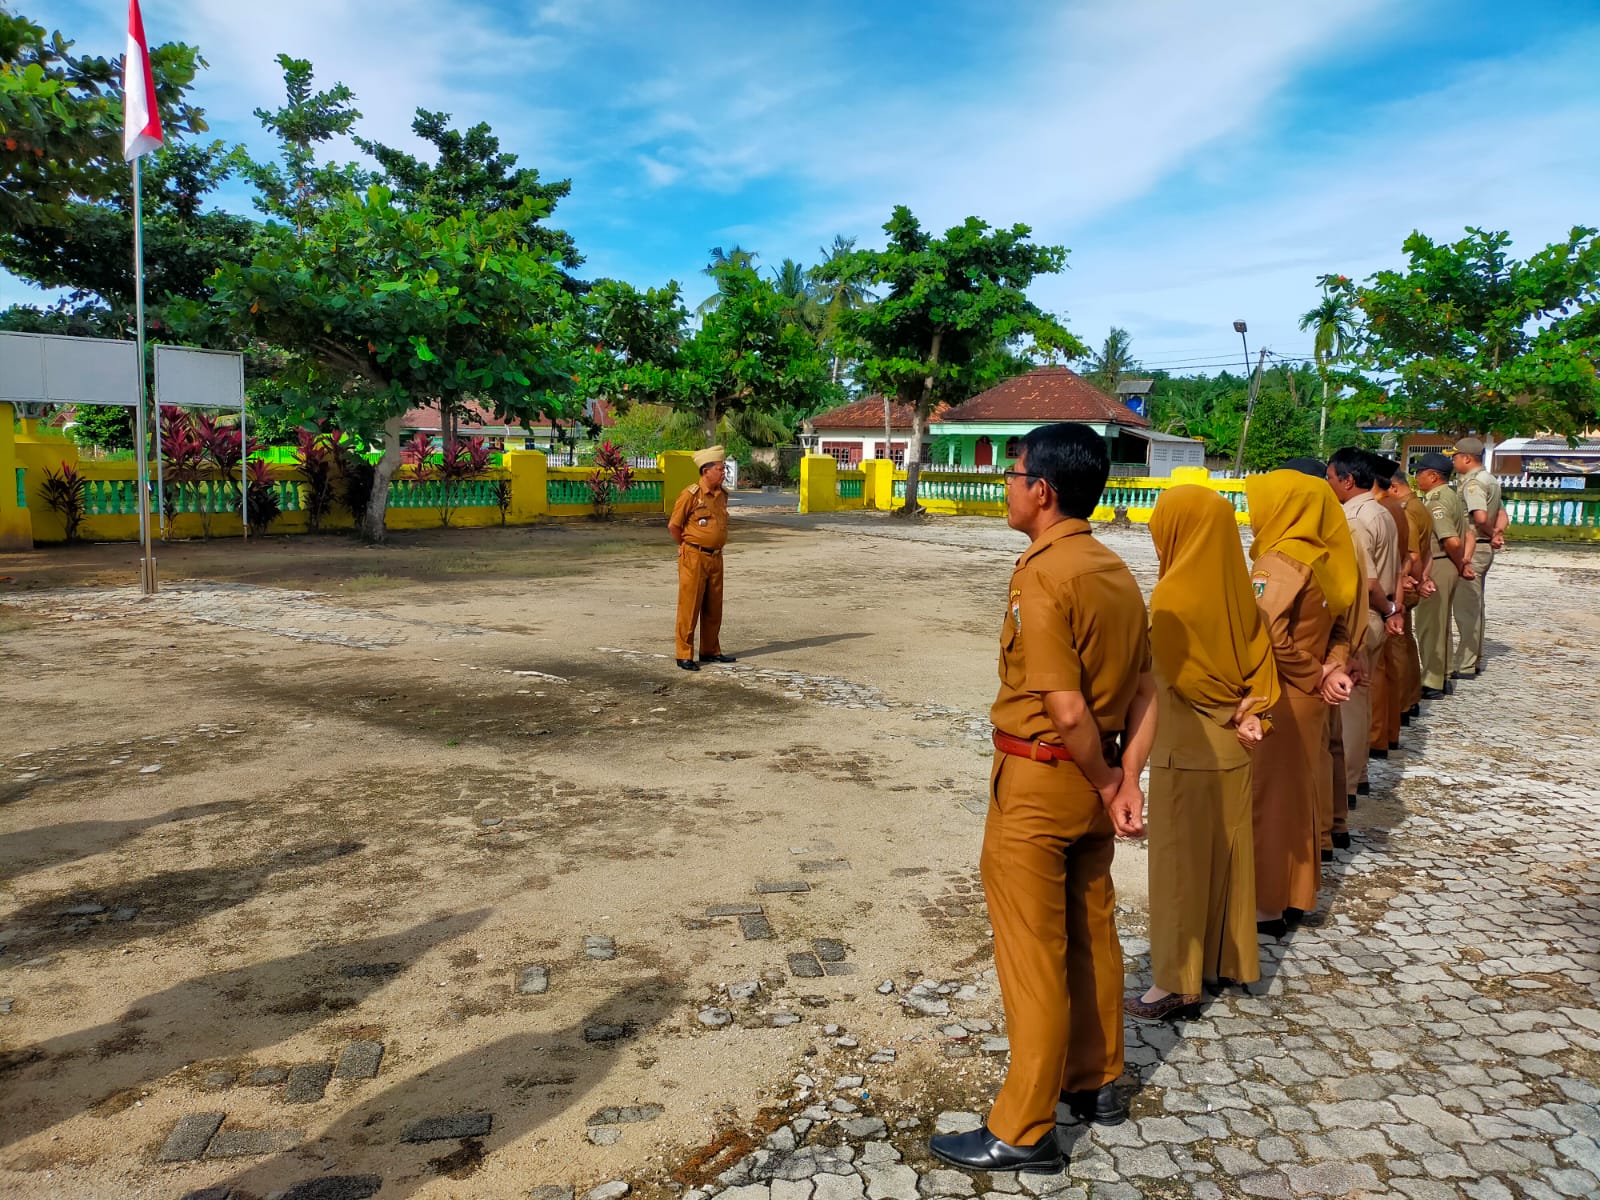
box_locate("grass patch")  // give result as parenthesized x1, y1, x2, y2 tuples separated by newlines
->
(340, 573, 409, 593)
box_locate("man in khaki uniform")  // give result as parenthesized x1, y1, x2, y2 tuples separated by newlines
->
(1414, 453, 1472, 698)
(1326, 448, 1402, 826)
(668, 446, 736, 671)
(1450, 436, 1505, 679)
(929, 422, 1156, 1175)
(1367, 455, 1412, 759)
(1385, 470, 1435, 733)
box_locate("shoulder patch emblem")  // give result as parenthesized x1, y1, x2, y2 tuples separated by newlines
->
(1253, 580, 1267, 598)
(1010, 588, 1022, 634)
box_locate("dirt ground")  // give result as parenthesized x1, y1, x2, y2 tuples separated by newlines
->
(2, 507, 1587, 1199)
(0, 505, 1131, 1200)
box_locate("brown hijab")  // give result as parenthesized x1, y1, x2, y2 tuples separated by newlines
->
(1150, 486, 1280, 718)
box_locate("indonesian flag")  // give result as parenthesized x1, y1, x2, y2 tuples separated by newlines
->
(122, 0, 163, 160)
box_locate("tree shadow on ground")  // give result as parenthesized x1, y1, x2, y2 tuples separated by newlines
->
(193, 973, 687, 1200)
(0, 909, 490, 1150)
(0, 801, 239, 882)
(0, 839, 366, 956)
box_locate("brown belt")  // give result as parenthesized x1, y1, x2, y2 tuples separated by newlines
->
(992, 729, 1122, 766)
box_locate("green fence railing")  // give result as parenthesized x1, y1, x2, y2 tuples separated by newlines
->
(15, 467, 25, 509)
(547, 478, 663, 507)
(387, 478, 503, 509)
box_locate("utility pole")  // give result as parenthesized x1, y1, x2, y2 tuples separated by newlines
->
(1231, 347, 1270, 479)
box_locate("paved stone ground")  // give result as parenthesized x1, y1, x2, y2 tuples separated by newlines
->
(668, 519, 1600, 1200)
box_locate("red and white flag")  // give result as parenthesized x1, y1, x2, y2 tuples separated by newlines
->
(122, 0, 164, 160)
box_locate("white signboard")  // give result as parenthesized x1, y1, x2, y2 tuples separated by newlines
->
(0, 331, 139, 406)
(153, 344, 246, 409)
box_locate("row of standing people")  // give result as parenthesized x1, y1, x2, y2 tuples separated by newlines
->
(928, 424, 1504, 1176)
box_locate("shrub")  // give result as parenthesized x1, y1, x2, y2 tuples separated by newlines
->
(40, 461, 87, 541)
(739, 459, 783, 489)
(587, 440, 635, 519)
(337, 438, 376, 526)
(243, 460, 281, 536)
(294, 427, 338, 532)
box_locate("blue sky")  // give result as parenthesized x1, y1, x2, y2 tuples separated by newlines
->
(13, 0, 1600, 375)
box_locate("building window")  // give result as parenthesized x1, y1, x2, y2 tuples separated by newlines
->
(1004, 437, 1021, 459)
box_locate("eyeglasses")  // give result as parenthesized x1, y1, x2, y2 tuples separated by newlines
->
(1001, 469, 1045, 485)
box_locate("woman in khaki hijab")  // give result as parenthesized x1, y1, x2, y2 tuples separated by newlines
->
(1125, 486, 1280, 1023)
(1244, 470, 1360, 938)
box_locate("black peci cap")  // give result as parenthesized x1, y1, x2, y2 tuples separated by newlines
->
(1279, 456, 1327, 478)
(1417, 452, 1454, 475)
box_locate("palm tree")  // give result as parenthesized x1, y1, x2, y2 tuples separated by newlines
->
(697, 245, 759, 314)
(1084, 327, 1136, 393)
(769, 258, 823, 338)
(810, 234, 875, 383)
(1299, 281, 1357, 453)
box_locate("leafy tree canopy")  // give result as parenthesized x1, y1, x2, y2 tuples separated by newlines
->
(1337, 226, 1600, 438)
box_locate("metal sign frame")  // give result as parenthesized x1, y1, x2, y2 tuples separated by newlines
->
(150, 344, 249, 536)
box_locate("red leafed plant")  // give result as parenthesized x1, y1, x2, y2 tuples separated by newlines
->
(294, 426, 338, 532)
(244, 459, 281, 537)
(40, 461, 87, 542)
(587, 440, 634, 520)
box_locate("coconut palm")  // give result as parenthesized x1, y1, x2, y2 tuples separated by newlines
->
(1084, 327, 1137, 393)
(810, 234, 876, 383)
(1299, 281, 1358, 453)
(697, 245, 759, 314)
(769, 257, 824, 338)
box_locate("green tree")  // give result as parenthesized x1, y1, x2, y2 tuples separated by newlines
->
(810, 233, 875, 385)
(1338, 226, 1600, 438)
(834, 205, 1085, 511)
(173, 187, 581, 541)
(1241, 366, 1318, 470)
(674, 262, 832, 442)
(0, 6, 208, 228)
(1299, 278, 1358, 453)
(242, 54, 369, 237)
(1082, 326, 1138, 393)
(356, 108, 580, 270)
(696, 244, 758, 314)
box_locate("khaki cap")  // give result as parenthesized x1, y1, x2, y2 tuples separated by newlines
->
(692, 445, 727, 469)
(1451, 436, 1485, 456)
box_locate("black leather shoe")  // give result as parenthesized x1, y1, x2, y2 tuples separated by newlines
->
(676, 658, 700, 671)
(1401, 713, 1411, 727)
(1420, 686, 1445, 700)
(1389, 741, 1401, 751)
(1347, 793, 1358, 809)
(1257, 918, 1288, 939)
(1370, 748, 1388, 760)
(699, 653, 737, 664)
(1331, 832, 1351, 850)
(1409, 703, 1421, 717)
(927, 1126, 1062, 1173)
(1321, 848, 1334, 862)
(1356, 781, 1370, 796)
(1060, 1083, 1127, 1126)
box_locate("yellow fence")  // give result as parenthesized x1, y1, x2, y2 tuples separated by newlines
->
(798, 455, 1600, 542)
(1, 403, 705, 549)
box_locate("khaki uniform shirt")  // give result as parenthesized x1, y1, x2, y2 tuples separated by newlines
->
(1423, 483, 1468, 560)
(1457, 467, 1502, 568)
(669, 484, 728, 550)
(1250, 550, 1353, 691)
(990, 519, 1151, 745)
(1343, 493, 1399, 650)
(1399, 495, 1432, 606)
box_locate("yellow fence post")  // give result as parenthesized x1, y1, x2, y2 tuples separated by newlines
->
(660, 451, 699, 512)
(505, 449, 548, 523)
(863, 458, 894, 510)
(0, 403, 34, 550)
(799, 454, 837, 513)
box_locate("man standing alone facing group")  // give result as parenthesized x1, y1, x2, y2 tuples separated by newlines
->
(668, 446, 737, 671)
(1450, 437, 1505, 680)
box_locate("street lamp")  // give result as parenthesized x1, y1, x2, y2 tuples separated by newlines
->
(1230, 320, 1265, 478)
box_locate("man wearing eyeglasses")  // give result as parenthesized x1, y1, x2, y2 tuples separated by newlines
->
(929, 422, 1157, 1175)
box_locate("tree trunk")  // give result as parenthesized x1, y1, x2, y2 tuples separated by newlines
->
(901, 331, 942, 513)
(362, 413, 405, 543)
(703, 403, 719, 446)
(1318, 376, 1329, 455)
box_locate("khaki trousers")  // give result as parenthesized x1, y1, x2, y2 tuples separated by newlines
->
(674, 545, 724, 660)
(1148, 763, 1259, 995)
(1451, 553, 1491, 674)
(1400, 606, 1422, 710)
(1417, 559, 1457, 690)
(1326, 706, 1347, 851)
(982, 753, 1122, 1147)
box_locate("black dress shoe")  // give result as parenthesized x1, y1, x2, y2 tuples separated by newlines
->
(1060, 1083, 1127, 1126)
(1347, 793, 1358, 809)
(1283, 907, 1308, 926)
(1420, 686, 1445, 700)
(1320, 848, 1334, 863)
(1331, 832, 1351, 850)
(698, 653, 737, 664)
(927, 1126, 1062, 1173)
(1257, 918, 1288, 939)
(1401, 713, 1411, 727)
(1370, 748, 1388, 760)
(1389, 741, 1401, 751)
(676, 658, 700, 671)
(1356, 781, 1371, 797)
(1409, 703, 1421, 717)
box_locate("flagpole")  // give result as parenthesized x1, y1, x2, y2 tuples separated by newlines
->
(132, 155, 158, 593)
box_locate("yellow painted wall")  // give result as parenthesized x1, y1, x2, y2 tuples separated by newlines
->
(799, 455, 837, 513)
(1, 404, 34, 550)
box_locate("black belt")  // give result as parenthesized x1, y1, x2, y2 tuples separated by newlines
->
(689, 544, 721, 555)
